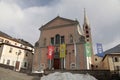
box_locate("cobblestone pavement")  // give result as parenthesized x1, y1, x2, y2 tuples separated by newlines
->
(0, 67, 40, 80)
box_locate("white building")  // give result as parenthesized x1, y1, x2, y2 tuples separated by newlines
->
(0, 31, 33, 71)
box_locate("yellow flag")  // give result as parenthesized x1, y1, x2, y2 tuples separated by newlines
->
(60, 44, 66, 58)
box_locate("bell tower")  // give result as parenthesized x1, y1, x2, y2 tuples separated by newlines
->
(83, 9, 94, 69)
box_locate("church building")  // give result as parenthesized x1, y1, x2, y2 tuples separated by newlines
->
(33, 11, 93, 72)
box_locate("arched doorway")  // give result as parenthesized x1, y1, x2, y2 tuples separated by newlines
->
(53, 48, 61, 69)
(53, 58, 60, 69)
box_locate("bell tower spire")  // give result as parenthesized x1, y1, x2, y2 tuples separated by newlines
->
(83, 8, 91, 42)
(83, 8, 94, 69)
(84, 8, 90, 27)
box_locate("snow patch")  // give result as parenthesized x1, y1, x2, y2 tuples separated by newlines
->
(41, 72, 97, 80)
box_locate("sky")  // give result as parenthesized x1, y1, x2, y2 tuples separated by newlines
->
(0, 0, 120, 53)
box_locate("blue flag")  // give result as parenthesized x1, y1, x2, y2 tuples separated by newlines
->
(96, 43, 103, 54)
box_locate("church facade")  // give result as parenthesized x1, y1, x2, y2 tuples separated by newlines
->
(33, 12, 93, 72)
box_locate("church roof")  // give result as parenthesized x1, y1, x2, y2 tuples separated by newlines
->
(39, 16, 79, 30)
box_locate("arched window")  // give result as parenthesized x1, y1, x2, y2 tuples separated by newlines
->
(61, 36, 65, 44)
(70, 34, 73, 43)
(43, 38, 46, 46)
(55, 34, 60, 44)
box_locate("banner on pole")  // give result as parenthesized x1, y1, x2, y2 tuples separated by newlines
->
(96, 43, 104, 54)
(47, 46, 54, 60)
(60, 44, 66, 58)
(85, 42, 92, 57)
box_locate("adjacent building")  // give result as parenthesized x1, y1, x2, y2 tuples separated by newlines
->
(102, 53, 120, 72)
(0, 31, 34, 71)
(93, 44, 120, 75)
(92, 55, 102, 70)
(101, 44, 120, 73)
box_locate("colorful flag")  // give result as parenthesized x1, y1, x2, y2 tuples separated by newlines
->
(47, 46, 54, 60)
(96, 43, 103, 54)
(60, 44, 66, 58)
(85, 42, 92, 57)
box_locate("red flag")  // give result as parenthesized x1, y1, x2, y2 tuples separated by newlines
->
(47, 46, 54, 60)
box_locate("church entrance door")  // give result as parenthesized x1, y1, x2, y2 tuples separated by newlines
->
(53, 58, 60, 69)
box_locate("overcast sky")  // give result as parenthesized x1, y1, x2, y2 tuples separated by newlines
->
(0, 0, 120, 53)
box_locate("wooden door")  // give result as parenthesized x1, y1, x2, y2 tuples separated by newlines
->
(54, 59, 60, 69)
(15, 61, 20, 70)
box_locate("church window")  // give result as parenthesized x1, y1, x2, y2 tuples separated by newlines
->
(55, 34, 60, 44)
(61, 36, 65, 44)
(51, 37, 54, 45)
(43, 38, 46, 46)
(70, 34, 73, 43)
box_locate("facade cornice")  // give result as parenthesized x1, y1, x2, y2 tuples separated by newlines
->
(39, 42, 85, 48)
(0, 43, 33, 53)
(40, 22, 78, 31)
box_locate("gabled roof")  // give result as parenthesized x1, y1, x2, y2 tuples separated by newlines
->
(0, 31, 12, 39)
(102, 53, 120, 61)
(96, 44, 120, 57)
(0, 31, 33, 48)
(104, 44, 120, 54)
(39, 16, 79, 30)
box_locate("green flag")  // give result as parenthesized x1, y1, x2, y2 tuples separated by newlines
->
(85, 42, 92, 57)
